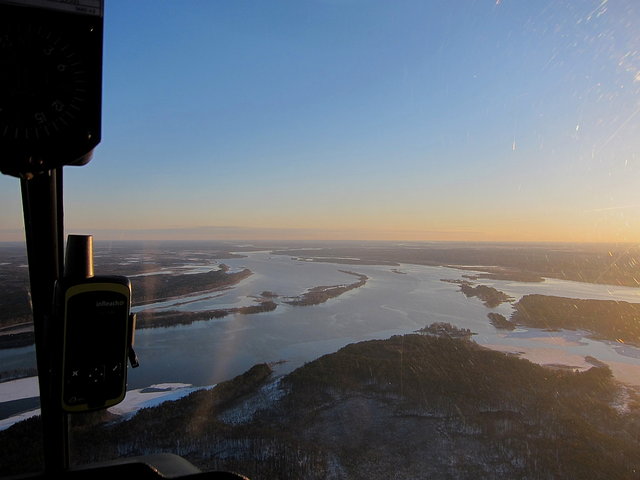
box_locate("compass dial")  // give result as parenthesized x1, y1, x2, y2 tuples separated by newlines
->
(0, 23, 89, 142)
(0, 6, 102, 178)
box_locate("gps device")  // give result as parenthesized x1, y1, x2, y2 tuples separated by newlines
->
(56, 235, 138, 412)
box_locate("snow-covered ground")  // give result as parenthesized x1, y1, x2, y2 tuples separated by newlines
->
(0, 379, 212, 431)
(0, 376, 38, 403)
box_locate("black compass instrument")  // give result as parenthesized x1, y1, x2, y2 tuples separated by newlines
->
(0, 1, 105, 472)
(0, 1, 102, 178)
(0, 3, 252, 478)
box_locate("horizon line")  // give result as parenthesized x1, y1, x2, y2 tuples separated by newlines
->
(0, 225, 638, 245)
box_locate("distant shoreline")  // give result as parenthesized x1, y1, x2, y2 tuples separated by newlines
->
(270, 243, 640, 288)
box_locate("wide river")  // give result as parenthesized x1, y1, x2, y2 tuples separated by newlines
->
(2, 249, 640, 423)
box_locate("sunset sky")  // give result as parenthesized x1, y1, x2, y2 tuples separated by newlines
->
(1, 0, 639, 243)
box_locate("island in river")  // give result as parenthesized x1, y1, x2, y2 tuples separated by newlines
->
(440, 279, 640, 345)
(442, 279, 514, 308)
(135, 270, 368, 328)
(134, 299, 279, 329)
(283, 271, 368, 306)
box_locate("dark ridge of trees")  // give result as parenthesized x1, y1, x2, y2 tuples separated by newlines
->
(259, 291, 279, 298)
(0, 367, 38, 382)
(135, 301, 277, 329)
(0, 267, 255, 347)
(511, 294, 640, 346)
(415, 322, 474, 339)
(277, 334, 638, 479)
(131, 266, 252, 305)
(0, 416, 44, 475)
(488, 312, 516, 330)
(0, 331, 34, 349)
(281, 333, 615, 410)
(2, 333, 639, 479)
(0, 242, 249, 332)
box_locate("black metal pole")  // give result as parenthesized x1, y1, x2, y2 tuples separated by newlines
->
(20, 168, 69, 473)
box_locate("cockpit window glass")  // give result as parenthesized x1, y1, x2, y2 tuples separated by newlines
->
(1, 1, 639, 478)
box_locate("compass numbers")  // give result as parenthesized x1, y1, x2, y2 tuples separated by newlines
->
(52, 99, 65, 112)
(0, 3, 102, 177)
(0, 22, 89, 141)
(35, 111, 48, 124)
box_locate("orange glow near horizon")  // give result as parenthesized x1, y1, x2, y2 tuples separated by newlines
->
(36, 212, 640, 244)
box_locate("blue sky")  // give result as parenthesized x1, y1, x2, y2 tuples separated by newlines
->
(1, 0, 639, 242)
